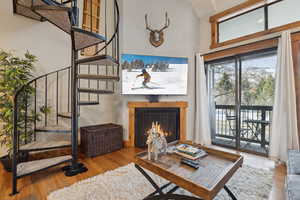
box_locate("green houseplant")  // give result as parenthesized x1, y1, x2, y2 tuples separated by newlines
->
(40, 105, 52, 116)
(0, 50, 37, 171)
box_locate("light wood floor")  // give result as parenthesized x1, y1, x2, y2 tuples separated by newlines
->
(0, 146, 286, 200)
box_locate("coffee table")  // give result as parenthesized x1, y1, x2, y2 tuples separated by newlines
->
(134, 142, 243, 200)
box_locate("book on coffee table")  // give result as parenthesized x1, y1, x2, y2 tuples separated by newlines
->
(175, 144, 207, 160)
(175, 151, 207, 160)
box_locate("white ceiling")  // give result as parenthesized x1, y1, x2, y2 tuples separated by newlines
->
(189, 0, 247, 19)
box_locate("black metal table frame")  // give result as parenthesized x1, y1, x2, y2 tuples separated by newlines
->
(135, 164, 237, 200)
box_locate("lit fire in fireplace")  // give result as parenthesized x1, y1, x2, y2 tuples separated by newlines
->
(146, 121, 172, 137)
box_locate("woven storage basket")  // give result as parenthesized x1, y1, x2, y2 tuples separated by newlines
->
(80, 123, 123, 157)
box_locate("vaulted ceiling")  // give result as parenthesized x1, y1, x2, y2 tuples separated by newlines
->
(189, 0, 247, 19)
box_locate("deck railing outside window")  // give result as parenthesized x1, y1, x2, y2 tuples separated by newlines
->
(213, 104, 273, 153)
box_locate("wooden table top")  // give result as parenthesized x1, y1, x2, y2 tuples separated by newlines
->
(135, 142, 243, 200)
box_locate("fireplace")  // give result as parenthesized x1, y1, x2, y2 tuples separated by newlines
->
(126, 102, 188, 147)
(135, 108, 180, 148)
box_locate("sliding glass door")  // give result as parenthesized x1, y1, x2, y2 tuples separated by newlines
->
(206, 49, 277, 155)
(239, 52, 276, 154)
(207, 59, 238, 149)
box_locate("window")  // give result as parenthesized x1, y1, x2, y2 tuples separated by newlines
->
(211, 0, 300, 48)
(81, 0, 101, 56)
(268, 0, 300, 28)
(219, 8, 265, 43)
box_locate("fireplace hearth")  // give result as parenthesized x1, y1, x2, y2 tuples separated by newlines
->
(135, 108, 180, 148)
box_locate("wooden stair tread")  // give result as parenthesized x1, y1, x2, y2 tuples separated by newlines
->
(14, 0, 50, 21)
(72, 27, 106, 50)
(33, 5, 70, 10)
(15, 2, 106, 49)
(78, 88, 114, 94)
(58, 112, 71, 118)
(17, 0, 47, 7)
(44, 0, 63, 5)
(77, 74, 120, 81)
(58, 112, 80, 118)
(35, 126, 71, 133)
(17, 155, 72, 177)
(15, 4, 43, 21)
(76, 55, 119, 66)
(20, 140, 71, 152)
(78, 101, 100, 106)
(33, 5, 72, 34)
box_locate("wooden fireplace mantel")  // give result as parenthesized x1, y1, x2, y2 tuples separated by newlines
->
(126, 101, 188, 147)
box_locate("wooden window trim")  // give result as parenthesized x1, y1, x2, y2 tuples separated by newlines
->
(209, 0, 264, 23)
(209, 0, 300, 49)
(291, 34, 300, 140)
(83, 11, 100, 19)
(82, 25, 99, 33)
(81, 0, 101, 56)
(204, 38, 278, 62)
(204, 32, 300, 62)
(89, 1, 100, 6)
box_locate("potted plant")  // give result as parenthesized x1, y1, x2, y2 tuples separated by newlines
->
(0, 50, 37, 172)
(40, 105, 52, 117)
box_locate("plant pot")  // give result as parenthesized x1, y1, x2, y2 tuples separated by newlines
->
(0, 152, 29, 172)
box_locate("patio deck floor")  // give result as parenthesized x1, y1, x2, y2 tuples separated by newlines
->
(213, 137, 269, 155)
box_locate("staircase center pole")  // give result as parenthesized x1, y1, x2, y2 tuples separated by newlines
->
(64, 0, 87, 176)
(71, 31, 79, 167)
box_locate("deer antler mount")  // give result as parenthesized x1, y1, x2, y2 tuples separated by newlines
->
(145, 12, 170, 48)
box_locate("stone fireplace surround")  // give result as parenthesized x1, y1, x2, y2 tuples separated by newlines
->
(125, 101, 188, 147)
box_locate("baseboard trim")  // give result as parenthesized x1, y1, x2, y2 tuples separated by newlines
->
(123, 140, 132, 148)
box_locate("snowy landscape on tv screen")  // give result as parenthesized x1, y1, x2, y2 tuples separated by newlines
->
(121, 54, 188, 95)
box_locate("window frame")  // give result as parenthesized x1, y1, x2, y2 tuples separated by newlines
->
(217, 6, 267, 43)
(210, 0, 300, 49)
(81, 0, 101, 56)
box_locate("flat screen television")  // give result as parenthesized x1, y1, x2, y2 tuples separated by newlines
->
(121, 54, 188, 95)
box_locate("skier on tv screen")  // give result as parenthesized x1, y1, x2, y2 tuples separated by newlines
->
(136, 69, 151, 88)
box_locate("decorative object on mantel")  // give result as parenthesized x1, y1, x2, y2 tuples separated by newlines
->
(145, 12, 170, 47)
(48, 163, 273, 200)
(146, 122, 168, 161)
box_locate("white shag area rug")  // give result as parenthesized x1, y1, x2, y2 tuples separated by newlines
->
(48, 163, 273, 200)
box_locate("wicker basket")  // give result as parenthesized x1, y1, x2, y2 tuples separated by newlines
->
(80, 123, 123, 157)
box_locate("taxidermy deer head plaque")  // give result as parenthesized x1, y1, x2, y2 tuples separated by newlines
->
(145, 12, 170, 47)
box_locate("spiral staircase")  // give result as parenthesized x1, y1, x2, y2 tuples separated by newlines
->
(11, 0, 119, 195)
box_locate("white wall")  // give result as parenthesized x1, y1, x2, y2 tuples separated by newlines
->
(199, 15, 211, 53)
(117, 0, 200, 141)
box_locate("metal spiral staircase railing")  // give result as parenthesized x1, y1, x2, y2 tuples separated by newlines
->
(11, 0, 120, 195)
